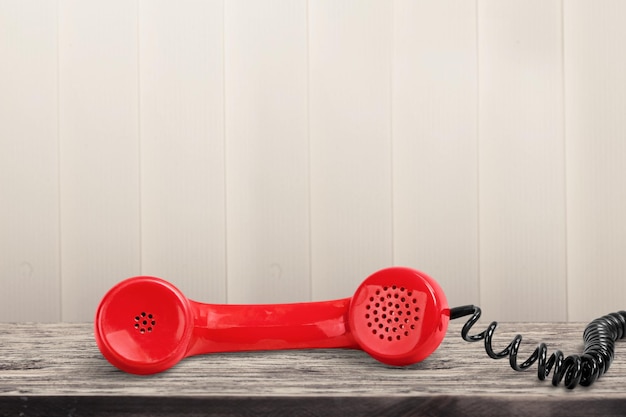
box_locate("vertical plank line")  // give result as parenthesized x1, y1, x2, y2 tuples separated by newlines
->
(137, 0, 143, 275)
(560, 0, 569, 321)
(222, 0, 229, 303)
(390, 0, 395, 266)
(306, 0, 313, 300)
(475, 0, 482, 308)
(56, 0, 64, 321)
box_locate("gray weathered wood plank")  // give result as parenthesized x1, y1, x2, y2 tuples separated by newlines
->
(1, 322, 625, 416)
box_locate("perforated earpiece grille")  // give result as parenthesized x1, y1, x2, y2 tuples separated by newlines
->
(365, 285, 420, 342)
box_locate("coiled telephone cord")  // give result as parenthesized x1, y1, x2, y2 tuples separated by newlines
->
(450, 305, 626, 389)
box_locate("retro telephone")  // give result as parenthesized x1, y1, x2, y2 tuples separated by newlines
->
(95, 266, 625, 389)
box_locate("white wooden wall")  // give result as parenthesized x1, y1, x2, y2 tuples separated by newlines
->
(1, 0, 625, 323)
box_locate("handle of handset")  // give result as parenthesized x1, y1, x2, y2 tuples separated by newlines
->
(185, 298, 357, 356)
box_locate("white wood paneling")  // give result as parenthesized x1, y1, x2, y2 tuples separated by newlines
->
(564, 0, 626, 321)
(59, 0, 141, 321)
(309, 0, 394, 300)
(392, 0, 479, 308)
(0, 0, 60, 322)
(478, 0, 567, 321)
(139, 0, 226, 303)
(3, 0, 626, 323)
(224, 0, 310, 303)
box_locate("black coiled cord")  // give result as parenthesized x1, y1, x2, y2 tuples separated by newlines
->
(450, 305, 626, 389)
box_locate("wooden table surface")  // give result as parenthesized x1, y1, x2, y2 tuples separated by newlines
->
(1, 321, 625, 416)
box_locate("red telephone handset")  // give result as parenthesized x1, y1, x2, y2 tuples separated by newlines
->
(94, 267, 450, 374)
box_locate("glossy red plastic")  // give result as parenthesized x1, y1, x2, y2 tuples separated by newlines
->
(94, 266, 450, 374)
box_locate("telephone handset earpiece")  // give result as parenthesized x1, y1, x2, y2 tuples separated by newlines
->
(94, 266, 450, 374)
